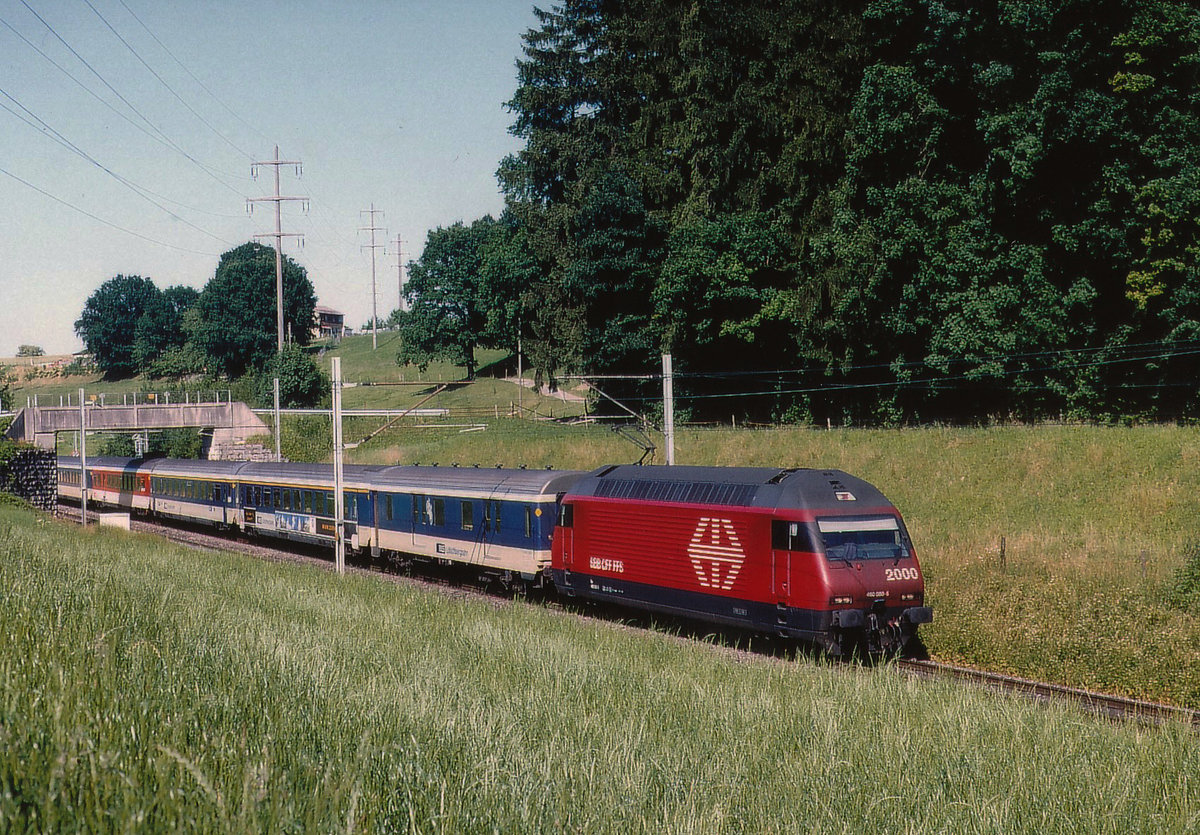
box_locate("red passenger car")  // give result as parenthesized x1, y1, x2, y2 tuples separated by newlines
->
(550, 465, 932, 654)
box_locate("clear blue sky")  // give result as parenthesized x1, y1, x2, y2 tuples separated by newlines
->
(0, 0, 541, 355)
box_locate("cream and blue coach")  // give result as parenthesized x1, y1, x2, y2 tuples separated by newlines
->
(59, 456, 584, 582)
(366, 465, 584, 579)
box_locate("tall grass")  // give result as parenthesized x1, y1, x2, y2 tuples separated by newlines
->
(341, 422, 1200, 707)
(2, 505, 1199, 832)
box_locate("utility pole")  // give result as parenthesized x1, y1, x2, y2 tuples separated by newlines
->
(273, 377, 282, 462)
(359, 205, 385, 350)
(248, 146, 307, 353)
(79, 388, 87, 526)
(332, 357, 346, 575)
(393, 234, 405, 313)
(662, 353, 675, 465)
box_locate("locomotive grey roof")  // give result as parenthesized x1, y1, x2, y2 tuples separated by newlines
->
(568, 464, 896, 512)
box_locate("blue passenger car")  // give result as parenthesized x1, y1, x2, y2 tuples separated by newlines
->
(368, 465, 584, 578)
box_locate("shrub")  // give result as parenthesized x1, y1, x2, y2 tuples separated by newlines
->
(253, 345, 329, 409)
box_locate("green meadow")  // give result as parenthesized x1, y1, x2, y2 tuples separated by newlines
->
(2, 506, 1198, 832)
(323, 419, 1200, 709)
(10, 335, 1200, 707)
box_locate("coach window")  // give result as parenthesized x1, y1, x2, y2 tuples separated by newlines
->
(524, 506, 533, 538)
(461, 501, 473, 531)
(412, 494, 421, 524)
(432, 498, 445, 526)
(485, 501, 502, 532)
(303, 490, 313, 514)
(385, 495, 394, 522)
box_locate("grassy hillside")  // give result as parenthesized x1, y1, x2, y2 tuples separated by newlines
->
(316, 333, 588, 417)
(329, 422, 1200, 708)
(9, 336, 1200, 706)
(2, 505, 1198, 832)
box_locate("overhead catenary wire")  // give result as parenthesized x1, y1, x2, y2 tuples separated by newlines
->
(574, 341, 1200, 406)
(674, 338, 1200, 382)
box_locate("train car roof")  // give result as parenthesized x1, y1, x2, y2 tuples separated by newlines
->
(368, 465, 585, 499)
(59, 455, 584, 499)
(238, 461, 584, 498)
(565, 464, 896, 513)
(58, 455, 145, 470)
(144, 458, 250, 479)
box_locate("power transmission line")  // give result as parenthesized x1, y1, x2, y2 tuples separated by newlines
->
(80, 0, 254, 160)
(17, 0, 248, 195)
(0, 162, 218, 256)
(111, 0, 269, 147)
(0, 86, 232, 245)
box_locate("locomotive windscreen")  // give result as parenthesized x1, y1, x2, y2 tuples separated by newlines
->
(817, 516, 910, 561)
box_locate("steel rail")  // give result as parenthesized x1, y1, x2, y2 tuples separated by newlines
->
(896, 659, 1200, 728)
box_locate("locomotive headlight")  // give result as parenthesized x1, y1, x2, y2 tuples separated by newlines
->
(901, 593, 918, 602)
(830, 596, 853, 605)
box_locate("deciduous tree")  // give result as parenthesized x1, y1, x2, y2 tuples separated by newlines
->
(194, 243, 316, 378)
(74, 275, 162, 378)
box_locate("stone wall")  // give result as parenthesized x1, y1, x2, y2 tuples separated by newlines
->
(0, 448, 57, 511)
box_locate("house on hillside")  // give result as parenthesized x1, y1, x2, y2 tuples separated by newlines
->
(314, 306, 345, 339)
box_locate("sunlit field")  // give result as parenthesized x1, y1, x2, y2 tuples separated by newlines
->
(3, 506, 1199, 832)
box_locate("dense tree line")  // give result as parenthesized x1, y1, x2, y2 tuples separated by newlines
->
(74, 243, 327, 408)
(399, 0, 1200, 424)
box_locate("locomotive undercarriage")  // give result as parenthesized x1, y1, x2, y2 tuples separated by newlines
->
(823, 605, 932, 657)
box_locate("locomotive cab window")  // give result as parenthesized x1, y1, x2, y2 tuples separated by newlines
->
(557, 503, 574, 528)
(817, 516, 910, 561)
(772, 520, 816, 552)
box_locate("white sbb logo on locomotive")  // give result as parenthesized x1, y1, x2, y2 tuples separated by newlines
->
(688, 517, 746, 591)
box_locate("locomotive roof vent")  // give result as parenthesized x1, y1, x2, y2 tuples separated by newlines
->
(766, 468, 798, 484)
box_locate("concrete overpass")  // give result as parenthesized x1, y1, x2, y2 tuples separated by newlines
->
(4, 397, 269, 454)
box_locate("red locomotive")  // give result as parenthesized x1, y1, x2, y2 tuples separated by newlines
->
(550, 465, 931, 655)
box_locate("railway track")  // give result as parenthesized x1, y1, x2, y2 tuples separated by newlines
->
(896, 659, 1200, 728)
(56, 504, 1200, 729)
